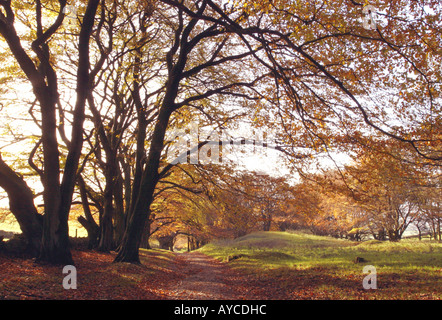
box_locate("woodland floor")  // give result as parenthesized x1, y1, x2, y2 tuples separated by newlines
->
(0, 232, 441, 300)
(160, 252, 255, 300)
(0, 249, 267, 300)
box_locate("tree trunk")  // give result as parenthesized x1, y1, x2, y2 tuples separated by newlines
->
(140, 219, 151, 249)
(97, 173, 115, 252)
(417, 225, 422, 241)
(388, 229, 401, 242)
(262, 212, 272, 231)
(39, 0, 100, 265)
(114, 205, 149, 263)
(0, 0, 101, 265)
(78, 216, 99, 249)
(77, 176, 99, 249)
(34, 78, 69, 265)
(114, 10, 187, 262)
(114, 106, 173, 263)
(437, 218, 441, 242)
(113, 173, 126, 247)
(0, 154, 43, 255)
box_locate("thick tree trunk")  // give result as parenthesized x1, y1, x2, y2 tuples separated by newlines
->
(0, 4, 69, 265)
(39, 0, 100, 265)
(97, 206, 114, 252)
(37, 91, 67, 263)
(0, 154, 43, 255)
(115, 105, 173, 263)
(1, 0, 100, 265)
(114, 9, 187, 262)
(263, 217, 272, 232)
(32, 70, 69, 264)
(117, 96, 149, 258)
(114, 177, 156, 263)
(114, 206, 149, 264)
(38, 192, 73, 265)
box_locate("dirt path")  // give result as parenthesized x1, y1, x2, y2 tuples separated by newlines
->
(164, 252, 255, 300)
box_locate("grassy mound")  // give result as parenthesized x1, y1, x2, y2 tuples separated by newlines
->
(199, 231, 442, 299)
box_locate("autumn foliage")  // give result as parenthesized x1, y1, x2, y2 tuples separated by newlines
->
(0, 0, 440, 282)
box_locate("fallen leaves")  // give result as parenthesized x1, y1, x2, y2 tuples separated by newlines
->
(0, 249, 177, 300)
(0, 249, 440, 300)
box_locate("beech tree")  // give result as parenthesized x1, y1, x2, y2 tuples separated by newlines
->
(115, 0, 441, 262)
(114, 0, 272, 263)
(346, 154, 419, 241)
(0, 0, 102, 264)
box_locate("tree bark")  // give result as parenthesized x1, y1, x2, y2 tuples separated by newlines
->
(77, 176, 99, 249)
(97, 172, 115, 252)
(78, 216, 99, 249)
(113, 173, 126, 247)
(1, 0, 101, 265)
(0, 154, 43, 255)
(114, 22, 186, 261)
(140, 218, 152, 249)
(114, 105, 173, 263)
(39, 0, 101, 265)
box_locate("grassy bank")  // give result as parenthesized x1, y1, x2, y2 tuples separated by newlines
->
(199, 231, 442, 299)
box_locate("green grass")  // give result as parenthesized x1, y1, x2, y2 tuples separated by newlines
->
(198, 231, 442, 299)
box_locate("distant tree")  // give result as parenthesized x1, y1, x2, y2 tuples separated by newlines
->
(345, 143, 427, 241)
